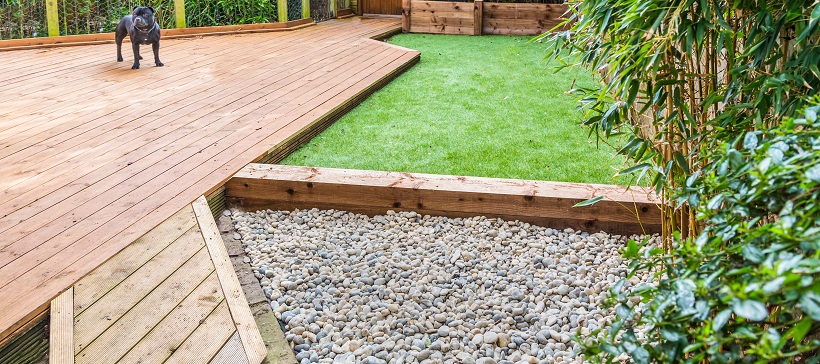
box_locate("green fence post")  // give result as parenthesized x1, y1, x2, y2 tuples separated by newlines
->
(330, 0, 336, 17)
(278, 0, 288, 22)
(174, 0, 187, 28)
(302, 0, 310, 19)
(45, 0, 60, 36)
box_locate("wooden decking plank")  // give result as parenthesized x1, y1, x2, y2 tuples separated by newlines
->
(1, 46, 285, 158)
(0, 20, 388, 115)
(72, 228, 205, 345)
(48, 288, 73, 364)
(164, 301, 237, 364)
(0, 39, 375, 205)
(0, 23, 368, 143)
(0, 44, 407, 337)
(74, 251, 216, 363)
(210, 332, 251, 364)
(0, 43, 390, 262)
(0, 25, 337, 137)
(0, 18, 380, 76)
(0, 38, 196, 84)
(0, 23, 388, 175)
(194, 196, 266, 364)
(114, 273, 226, 364)
(0, 45, 386, 262)
(71, 205, 197, 315)
(0, 18, 413, 342)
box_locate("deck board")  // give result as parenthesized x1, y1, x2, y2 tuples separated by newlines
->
(0, 17, 419, 342)
(49, 199, 268, 364)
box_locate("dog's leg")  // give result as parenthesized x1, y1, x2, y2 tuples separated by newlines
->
(131, 42, 141, 69)
(152, 41, 163, 67)
(116, 33, 124, 62)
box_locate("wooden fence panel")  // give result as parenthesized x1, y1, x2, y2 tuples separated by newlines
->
(404, 0, 567, 36)
(409, 0, 474, 35)
(483, 3, 567, 35)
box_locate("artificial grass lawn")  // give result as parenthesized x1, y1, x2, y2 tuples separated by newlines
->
(282, 34, 630, 185)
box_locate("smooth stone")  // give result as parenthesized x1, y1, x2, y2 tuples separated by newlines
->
(472, 334, 484, 346)
(484, 332, 498, 345)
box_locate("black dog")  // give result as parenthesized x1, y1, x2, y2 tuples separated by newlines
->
(115, 6, 163, 69)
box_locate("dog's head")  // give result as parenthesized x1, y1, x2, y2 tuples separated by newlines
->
(131, 6, 156, 31)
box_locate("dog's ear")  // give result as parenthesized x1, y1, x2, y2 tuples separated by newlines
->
(132, 6, 138, 12)
(148, 6, 156, 13)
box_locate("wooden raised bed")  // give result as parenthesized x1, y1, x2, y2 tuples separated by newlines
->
(401, 0, 568, 36)
(226, 164, 661, 236)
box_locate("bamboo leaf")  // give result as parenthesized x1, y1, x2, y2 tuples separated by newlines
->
(574, 195, 605, 207)
(792, 316, 812, 344)
(617, 163, 651, 176)
(673, 151, 690, 174)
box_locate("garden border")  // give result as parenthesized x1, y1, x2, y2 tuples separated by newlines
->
(225, 164, 662, 236)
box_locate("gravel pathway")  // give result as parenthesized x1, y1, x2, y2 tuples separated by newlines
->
(230, 208, 648, 364)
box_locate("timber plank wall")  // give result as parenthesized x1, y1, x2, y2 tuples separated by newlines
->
(401, 0, 568, 36)
(226, 164, 662, 236)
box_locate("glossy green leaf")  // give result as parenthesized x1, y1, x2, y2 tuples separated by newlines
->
(731, 299, 768, 321)
(799, 292, 820, 320)
(713, 309, 732, 331)
(743, 132, 758, 151)
(806, 165, 820, 183)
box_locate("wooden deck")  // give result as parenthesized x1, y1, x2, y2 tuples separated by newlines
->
(49, 197, 266, 364)
(0, 17, 419, 343)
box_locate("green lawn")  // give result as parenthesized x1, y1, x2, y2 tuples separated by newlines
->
(282, 34, 630, 184)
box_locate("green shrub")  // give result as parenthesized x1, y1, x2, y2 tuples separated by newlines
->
(583, 102, 820, 363)
(545, 0, 820, 245)
(545, 2, 820, 359)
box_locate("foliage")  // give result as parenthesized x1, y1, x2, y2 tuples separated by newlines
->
(283, 34, 632, 184)
(185, 0, 278, 27)
(582, 103, 820, 363)
(0, 0, 47, 39)
(545, 0, 820, 245)
(0, 0, 281, 39)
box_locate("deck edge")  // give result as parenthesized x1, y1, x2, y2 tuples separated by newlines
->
(193, 196, 268, 364)
(48, 288, 74, 364)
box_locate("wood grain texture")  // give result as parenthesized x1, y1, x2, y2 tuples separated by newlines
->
(48, 288, 73, 364)
(405, 1, 568, 36)
(401, 0, 411, 32)
(482, 3, 568, 35)
(71, 205, 197, 317)
(474, 0, 483, 35)
(409, 0, 474, 34)
(194, 196, 267, 364)
(164, 301, 236, 364)
(115, 273, 225, 364)
(72, 227, 205, 344)
(227, 164, 662, 235)
(210, 332, 251, 364)
(362, 0, 403, 15)
(73, 248, 214, 363)
(0, 17, 417, 343)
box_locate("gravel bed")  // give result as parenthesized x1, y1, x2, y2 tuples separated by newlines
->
(230, 208, 649, 364)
